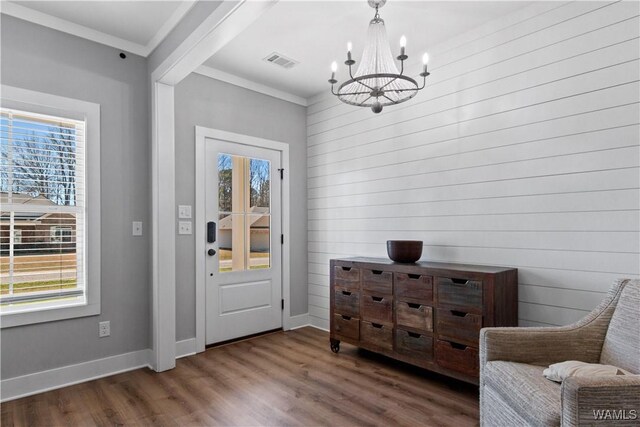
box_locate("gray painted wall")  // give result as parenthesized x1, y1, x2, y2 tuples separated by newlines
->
(1, 16, 151, 379)
(174, 73, 307, 341)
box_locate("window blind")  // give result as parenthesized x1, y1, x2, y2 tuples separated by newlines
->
(0, 108, 86, 309)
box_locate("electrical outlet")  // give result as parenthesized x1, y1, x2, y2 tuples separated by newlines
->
(178, 221, 192, 235)
(99, 321, 110, 337)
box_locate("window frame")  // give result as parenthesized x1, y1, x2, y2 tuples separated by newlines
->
(0, 85, 101, 328)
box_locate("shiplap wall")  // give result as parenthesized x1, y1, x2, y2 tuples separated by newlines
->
(306, 1, 640, 330)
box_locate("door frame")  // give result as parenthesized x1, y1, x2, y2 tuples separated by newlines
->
(194, 126, 290, 353)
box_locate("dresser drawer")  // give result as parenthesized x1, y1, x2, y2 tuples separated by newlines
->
(360, 321, 393, 351)
(436, 277, 483, 313)
(362, 293, 393, 323)
(395, 273, 433, 302)
(396, 301, 433, 332)
(332, 314, 359, 340)
(334, 266, 360, 290)
(395, 328, 433, 359)
(436, 308, 482, 347)
(334, 289, 360, 317)
(362, 269, 393, 294)
(435, 340, 479, 377)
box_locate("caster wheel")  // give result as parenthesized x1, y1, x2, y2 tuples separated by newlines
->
(330, 339, 340, 353)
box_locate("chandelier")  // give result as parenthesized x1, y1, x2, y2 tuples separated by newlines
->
(328, 0, 430, 114)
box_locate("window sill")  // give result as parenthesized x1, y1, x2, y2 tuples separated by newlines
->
(0, 300, 100, 328)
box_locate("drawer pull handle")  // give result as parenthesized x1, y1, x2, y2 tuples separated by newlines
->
(371, 323, 384, 329)
(408, 274, 421, 280)
(341, 266, 352, 271)
(450, 310, 468, 317)
(371, 270, 383, 275)
(342, 291, 352, 296)
(371, 296, 384, 302)
(341, 315, 351, 320)
(407, 302, 422, 309)
(450, 342, 468, 350)
(407, 332, 422, 338)
(450, 278, 469, 285)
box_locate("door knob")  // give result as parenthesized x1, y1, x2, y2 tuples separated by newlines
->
(208, 249, 216, 256)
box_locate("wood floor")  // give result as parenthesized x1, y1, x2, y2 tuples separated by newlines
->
(1, 327, 479, 426)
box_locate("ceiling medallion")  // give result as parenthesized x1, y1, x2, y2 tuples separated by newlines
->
(328, 0, 430, 113)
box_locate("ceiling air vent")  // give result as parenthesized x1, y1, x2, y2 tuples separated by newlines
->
(263, 52, 298, 69)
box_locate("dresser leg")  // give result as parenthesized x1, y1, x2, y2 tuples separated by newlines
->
(330, 338, 341, 353)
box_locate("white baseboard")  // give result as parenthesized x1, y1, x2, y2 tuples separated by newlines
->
(0, 338, 201, 402)
(176, 338, 197, 359)
(287, 313, 310, 330)
(0, 348, 152, 402)
(2, 322, 331, 402)
(309, 316, 329, 332)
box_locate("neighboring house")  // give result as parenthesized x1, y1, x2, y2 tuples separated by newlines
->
(218, 206, 270, 252)
(0, 192, 76, 256)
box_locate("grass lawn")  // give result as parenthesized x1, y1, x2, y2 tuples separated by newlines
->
(218, 249, 270, 273)
(1, 279, 77, 295)
(219, 249, 270, 260)
(219, 265, 269, 273)
(0, 254, 76, 273)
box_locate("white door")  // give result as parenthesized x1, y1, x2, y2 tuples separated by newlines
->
(205, 138, 282, 344)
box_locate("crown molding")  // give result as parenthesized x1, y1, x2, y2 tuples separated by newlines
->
(0, 1, 196, 57)
(194, 65, 309, 107)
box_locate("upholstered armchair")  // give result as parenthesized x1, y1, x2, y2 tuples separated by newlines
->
(480, 279, 640, 426)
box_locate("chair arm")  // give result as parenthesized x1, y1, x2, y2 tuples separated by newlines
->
(561, 376, 640, 426)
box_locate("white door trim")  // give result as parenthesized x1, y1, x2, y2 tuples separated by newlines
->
(150, 1, 278, 371)
(195, 126, 291, 353)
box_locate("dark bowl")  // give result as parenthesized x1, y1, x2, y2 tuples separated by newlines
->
(386, 240, 423, 263)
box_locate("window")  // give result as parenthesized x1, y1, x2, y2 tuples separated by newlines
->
(50, 226, 73, 243)
(217, 153, 272, 273)
(1, 86, 100, 327)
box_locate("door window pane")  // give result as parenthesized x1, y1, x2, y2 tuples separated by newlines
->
(249, 158, 270, 211)
(218, 213, 245, 273)
(218, 154, 232, 213)
(217, 154, 272, 273)
(248, 213, 270, 270)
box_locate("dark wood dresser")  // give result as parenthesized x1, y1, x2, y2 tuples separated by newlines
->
(329, 257, 518, 384)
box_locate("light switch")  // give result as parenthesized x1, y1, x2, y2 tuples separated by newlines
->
(132, 221, 143, 236)
(178, 221, 192, 235)
(178, 205, 192, 219)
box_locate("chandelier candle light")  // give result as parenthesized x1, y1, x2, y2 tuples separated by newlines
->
(328, 0, 430, 114)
